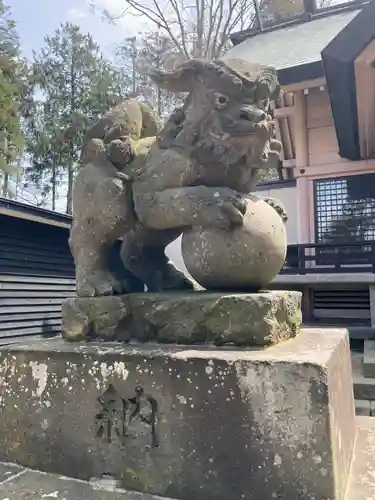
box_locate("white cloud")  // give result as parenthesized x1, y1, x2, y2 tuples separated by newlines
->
(67, 7, 89, 21)
(90, 0, 153, 37)
(90, 0, 127, 15)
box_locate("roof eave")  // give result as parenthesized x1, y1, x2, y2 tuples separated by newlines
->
(321, 0, 375, 161)
(278, 61, 324, 86)
(230, 0, 368, 46)
(0, 197, 72, 229)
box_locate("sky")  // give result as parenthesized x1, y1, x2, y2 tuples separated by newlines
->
(8, 0, 146, 60)
(6, 0, 144, 210)
(6, 0, 189, 263)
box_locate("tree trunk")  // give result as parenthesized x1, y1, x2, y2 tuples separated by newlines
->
(2, 172, 9, 197)
(52, 161, 56, 211)
(157, 87, 162, 117)
(66, 49, 77, 215)
(66, 161, 73, 214)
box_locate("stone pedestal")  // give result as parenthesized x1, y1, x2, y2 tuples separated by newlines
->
(0, 329, 355, 500)
(62, 290, 302, 346)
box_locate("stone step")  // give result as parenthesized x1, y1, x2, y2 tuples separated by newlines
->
(0, 462, 173, 499)
(355, 399, 371, 416)
(353, 376, 375, 401)
(362, 340, 375, 378)
(347, 327, 375, 340)
(351, 351, 375, 406)
(354, 399, 375, 416)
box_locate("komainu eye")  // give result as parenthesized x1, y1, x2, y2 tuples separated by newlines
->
(214, 93, 229, 107)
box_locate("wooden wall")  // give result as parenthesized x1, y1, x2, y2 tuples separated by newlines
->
(0, 214, 75, 343)
(306, 88, 346, 166)
(254, 184, 298, 244)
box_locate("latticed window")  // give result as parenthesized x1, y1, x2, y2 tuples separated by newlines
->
(313, 174, 375, 265)
(314, 174, 375, 244)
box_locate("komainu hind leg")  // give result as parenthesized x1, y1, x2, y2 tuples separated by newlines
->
(69, 231, 127, 297)
(120, 225, 195, 292)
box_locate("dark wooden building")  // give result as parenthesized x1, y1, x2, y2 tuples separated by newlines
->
(0, 198, 75, 343)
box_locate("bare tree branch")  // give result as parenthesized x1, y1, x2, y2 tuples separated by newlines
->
(163, 0, 190, 56)
(92, 0, 334, 61)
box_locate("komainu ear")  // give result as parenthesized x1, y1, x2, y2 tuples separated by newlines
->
(257, 67, 280, 101)
(140, 59, 210, 93)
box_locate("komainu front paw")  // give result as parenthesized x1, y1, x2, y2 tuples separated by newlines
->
(203, 189, 247, 230)
(77, 270, 127, 297)
(263, 197, 288, 222)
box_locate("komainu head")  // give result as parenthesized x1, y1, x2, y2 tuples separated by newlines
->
(80, 99, 161, 166)
(145, 57, 281, 168)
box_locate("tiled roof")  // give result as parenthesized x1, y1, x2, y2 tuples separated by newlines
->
(223, 8, 361, 70)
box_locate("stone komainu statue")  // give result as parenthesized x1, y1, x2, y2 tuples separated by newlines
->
(69, 57, 285, 297)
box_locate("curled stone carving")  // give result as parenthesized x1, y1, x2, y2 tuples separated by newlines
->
(69, 57, 286, 298)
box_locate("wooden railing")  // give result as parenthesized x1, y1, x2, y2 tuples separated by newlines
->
(281, 241, 375, 274)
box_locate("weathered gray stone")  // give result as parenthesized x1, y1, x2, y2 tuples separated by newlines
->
(0, 462, 24, 482)
(181, 195, 287, 290)
(70, 58, 283, 296)
(0, 328, 355, 500)
(346, 417, 375, 500)
(0, 463, 173, 499)
(62, 290, 302, 346)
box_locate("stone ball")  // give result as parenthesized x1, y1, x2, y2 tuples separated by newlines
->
(181, 196, 287, 290)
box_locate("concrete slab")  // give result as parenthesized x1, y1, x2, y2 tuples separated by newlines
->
(0, 466, 173, 499)
(0, 328, 356, 500)
(0, 462, 24, 482)
(347, 417, 375, 500)
(272, 273, 375, 285)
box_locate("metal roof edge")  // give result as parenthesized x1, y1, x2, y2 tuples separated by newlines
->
(253, 179, 297, 191)
(230, 0, 367, 45)
(0, 197, 72, 229)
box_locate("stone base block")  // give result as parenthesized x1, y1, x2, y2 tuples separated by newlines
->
(62, 290, 302, 346)
(0, 328, 355, 500)
(0, 462, 172, 499)
(346, 416, 375, 499)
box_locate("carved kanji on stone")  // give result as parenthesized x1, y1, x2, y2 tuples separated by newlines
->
(95, 384, 159, 448)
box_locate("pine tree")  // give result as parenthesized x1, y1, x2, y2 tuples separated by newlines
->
(26, 22, 131, 213)
(139, 32, 181, 118)
(0, 0, 24, 196)
(116, 33, 188, 120)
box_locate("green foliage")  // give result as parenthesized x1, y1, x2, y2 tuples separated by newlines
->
(24, 22, 131, 212)
(323, 200, 375, 244)
(139, 32, 181, 117)
(116, 32, 181, 118)
(0, 0, 24, 195)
